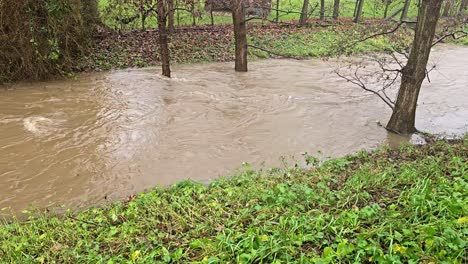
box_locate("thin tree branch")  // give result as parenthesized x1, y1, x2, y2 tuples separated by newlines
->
(335, 67, 395, 110)
(248, 45, 305, 60)
(432, 30, 468, 46)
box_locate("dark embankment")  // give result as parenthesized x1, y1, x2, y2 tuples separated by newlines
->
(0, 0, 98, 83)
(1, 137, 466, 263)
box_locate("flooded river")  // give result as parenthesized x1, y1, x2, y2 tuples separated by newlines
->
(1, 46, 467, 215)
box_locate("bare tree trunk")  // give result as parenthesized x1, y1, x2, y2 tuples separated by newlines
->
(383, 0, 391, 18)
(387, 0, 443, 134)
(176, 0, 180, 26)
(320, 0, 325, 20)
(353, 0, 358, 17)
(459, 0, 468, 17)
(401, 0, 411, 21)
(191, 2, 196, 26)
(332, 0, 340, 19)
(210, 9, 214, 26)
(168, 0, 175, 33)
(157, 0, 171, 77)
(232, 0, 247, 72)
(275, 0, 280, 23)
(300, 0, 309, 24)
(141, 15, 146, 31)
(354, 0, 364, 23)
(443, 0, 453, 17)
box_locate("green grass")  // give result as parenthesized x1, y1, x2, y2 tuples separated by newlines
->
(1, 137, 467, 263)
(248, 24, 413, 59)
(98, 0, 421, 30)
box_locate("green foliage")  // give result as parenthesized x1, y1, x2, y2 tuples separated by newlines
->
(1, 137, 467, 263)
(98, 0, 422, 30)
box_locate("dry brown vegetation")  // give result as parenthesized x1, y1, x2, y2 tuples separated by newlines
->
(0, 0, 98, 83)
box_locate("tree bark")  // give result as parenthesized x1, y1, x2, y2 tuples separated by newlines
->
(459, 0, 468, 17)
(354, 0, 364, 23)
(168, 0, 175, 33)
(443, 0, 453, 17)
(332, 0, 340, 19)
(275, 0, 280, 23)
(232, 0, 248, 72)
(157, 0, 171, 77)
(210, 9, 214, 26)
(191, 2, 196, 26)
(383, 0, 390, 18)
(141, 15, 146, 31)
(300, 0, 310, 24)
(320, 0, 325, 20)
(401, 0, 411, 21)
(386, 0, 443, 134)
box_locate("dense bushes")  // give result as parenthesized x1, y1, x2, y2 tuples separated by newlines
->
(0, 0, 98, 83)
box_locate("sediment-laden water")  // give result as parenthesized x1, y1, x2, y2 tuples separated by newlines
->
(1, 45, 466, 215)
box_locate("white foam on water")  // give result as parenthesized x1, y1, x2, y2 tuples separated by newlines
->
(23, 116, 55, 135)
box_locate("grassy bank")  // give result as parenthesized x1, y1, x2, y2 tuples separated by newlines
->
(78, 20, 416, 72)
(1, 137, 467, 263)
(78, 17, 467, 73)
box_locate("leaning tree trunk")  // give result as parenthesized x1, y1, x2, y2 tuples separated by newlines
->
(459, 0, 468, 16)
(332, 0, 340, 19)
(320, 0, 325, 20)
(443, 0, 453, 17)
(300, 0, 310, 24)
(386, 0, 443, 134)
(157, 0, 171, 77)
(401, 0, 411, 21)
(354, 0, 364, 23)
(232, 0, 248, 72)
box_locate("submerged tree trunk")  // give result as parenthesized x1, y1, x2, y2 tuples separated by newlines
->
(300, 0, 310, 24)
(232, 0, 248, 72)
(157, 0, 171, 77)
(332, 0, 340, 19)
(320, 0, 325, 20)
(387, 0, 443, 134)
(354, 0, 364, 23)
(401, 0, 411, 21)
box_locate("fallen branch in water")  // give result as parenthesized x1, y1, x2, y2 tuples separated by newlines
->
(248, 45, 305, 60)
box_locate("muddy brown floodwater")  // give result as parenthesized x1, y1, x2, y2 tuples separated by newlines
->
(1, 46, 467, 215)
